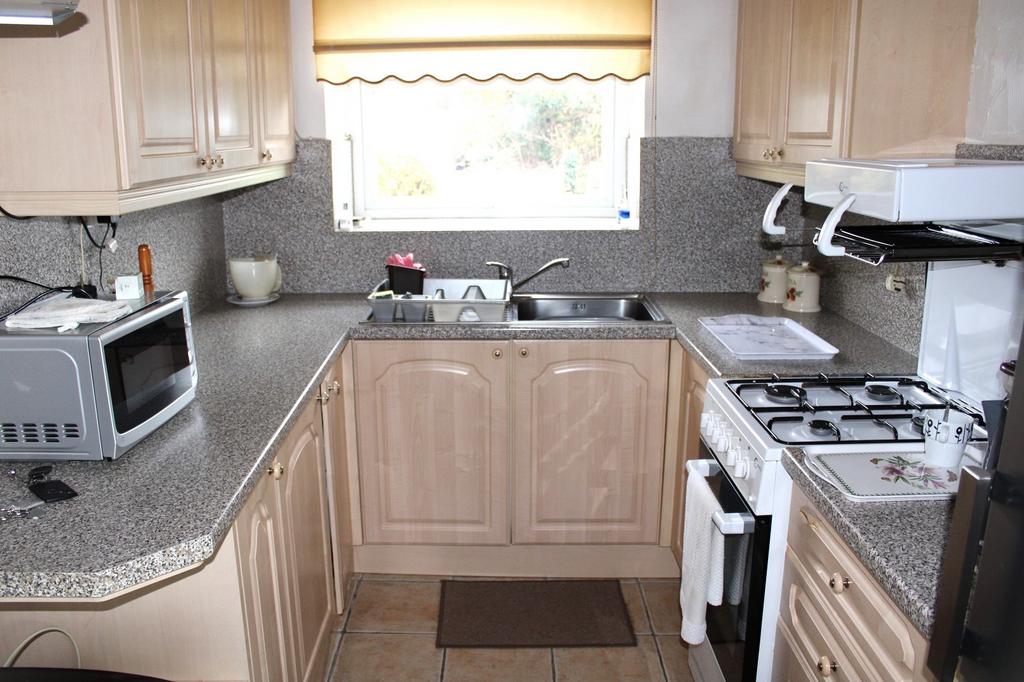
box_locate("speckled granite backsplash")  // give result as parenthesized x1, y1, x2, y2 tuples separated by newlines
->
(0, 198, 226, 317)
(222, 137, 805, 295)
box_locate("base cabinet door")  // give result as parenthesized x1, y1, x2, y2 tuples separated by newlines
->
(354, 341, 510, 545)
(321, 351, 355, 613)
(512, 340, 669, 544)
(671, 353, 710, 563)
(235, 474, 293, 682)
(236, 395, 335, 682)
(276, 397, 335, 682)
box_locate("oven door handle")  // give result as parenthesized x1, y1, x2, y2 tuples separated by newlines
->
(686, 459, 757, 535)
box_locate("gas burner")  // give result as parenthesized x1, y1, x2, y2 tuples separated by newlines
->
(765, 384, 806, 404)
(808, 419, 839, 437)
(865, 384, 901, 401)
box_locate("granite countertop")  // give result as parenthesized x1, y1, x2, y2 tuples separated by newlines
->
(783, 448, 952, 637)
(0, 292, 917, 600)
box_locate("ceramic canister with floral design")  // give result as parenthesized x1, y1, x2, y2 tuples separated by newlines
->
(757, 255, 789, 304)
(783, 261, 821, 313)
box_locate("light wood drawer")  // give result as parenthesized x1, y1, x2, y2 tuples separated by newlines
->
(781, 548, 876, 681)
(774, 620, 818, 682)
(788, 488, 929, 680)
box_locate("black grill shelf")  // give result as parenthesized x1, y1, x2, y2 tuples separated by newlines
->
(816, 224, 1023, 265)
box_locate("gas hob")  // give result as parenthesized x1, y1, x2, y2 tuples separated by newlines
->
(725, 374, 988, 447)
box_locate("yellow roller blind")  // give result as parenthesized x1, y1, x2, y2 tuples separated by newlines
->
(313, 0, 652, 84)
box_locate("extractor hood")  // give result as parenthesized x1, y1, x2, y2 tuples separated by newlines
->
(0, 0, 78, 26)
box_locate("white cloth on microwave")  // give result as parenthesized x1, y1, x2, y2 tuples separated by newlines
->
(4, 293, 132, 331)
(679, 466, 726, 645)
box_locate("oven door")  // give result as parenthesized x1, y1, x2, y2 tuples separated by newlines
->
(689, 436, 772, 682)
(92, 293, 197, 458)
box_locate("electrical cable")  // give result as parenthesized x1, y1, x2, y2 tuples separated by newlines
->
(97, 221, 111, 293)
(2, 627, 81, 668)
(0, 205, 35, 221)
(78, 216, 106, 250)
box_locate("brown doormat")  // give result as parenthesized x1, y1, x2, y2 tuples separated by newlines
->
(437, 579, 637, 648)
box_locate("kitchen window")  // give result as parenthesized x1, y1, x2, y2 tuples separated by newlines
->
(325, 76, 648, 231)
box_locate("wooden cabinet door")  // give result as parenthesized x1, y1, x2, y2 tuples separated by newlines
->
(320, 351, 355, 614)
(275, 396, 335, 682)
(512, 340, 669, 544)
(116, 0, 208, 185)
(355, 341, 510, 545)
(195, 0, 261, 171)
(671, 353, 709, 563)
(235, 473, 293, 682)
(253, 0, 295, 164)
(778, 0, 854, 165)
(733, 0, 790, 164)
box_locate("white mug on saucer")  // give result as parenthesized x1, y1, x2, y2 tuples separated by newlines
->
(229, 255, 282, 300)
(922, 410, 974, 468)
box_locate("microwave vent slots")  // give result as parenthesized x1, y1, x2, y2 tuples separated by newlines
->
(1, 422, 81, 445)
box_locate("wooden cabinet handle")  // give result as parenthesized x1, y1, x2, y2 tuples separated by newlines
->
(829, 573, 851, 593)
(267, 462, 285, 480)
(493, 349, 503, 358)
(799, 509, 818, 529)
(519, 348, 529, 357)
(817, 655, 837, 677)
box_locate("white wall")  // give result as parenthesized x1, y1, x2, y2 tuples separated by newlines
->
(290, 0, 739, 140)
(966, 0, 1024, 144)
(653, 0, 738, 137)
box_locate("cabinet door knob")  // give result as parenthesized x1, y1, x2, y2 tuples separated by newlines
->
(493, 349, 503, 358)
(198, 156, 209, 167)
(267, 462, 285, 480)
(775, 148, 784, 159)
(817, 656, 837, 677)
(762, 147, 771, 160)
(519, 348, 529, 357)
(215, 154, 224, 167)
(262, 149, 273, 161)
(829, 573, 851, 593)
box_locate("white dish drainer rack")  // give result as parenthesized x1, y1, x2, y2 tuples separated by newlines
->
(367, 278, 511, 323)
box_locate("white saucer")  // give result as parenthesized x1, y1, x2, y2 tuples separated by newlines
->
(227, 293, 280, 307)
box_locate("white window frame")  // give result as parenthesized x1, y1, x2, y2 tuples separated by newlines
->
(325, 77, 649, 232)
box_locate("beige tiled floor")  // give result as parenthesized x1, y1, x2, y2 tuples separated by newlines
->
(327, 575, 694, 682)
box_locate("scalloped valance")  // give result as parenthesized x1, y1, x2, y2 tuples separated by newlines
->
(312, 0, 652, 84)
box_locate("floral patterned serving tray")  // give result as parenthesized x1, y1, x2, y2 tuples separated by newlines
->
(806, 452, 960, 501)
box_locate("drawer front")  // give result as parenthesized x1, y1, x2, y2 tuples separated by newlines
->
(774, 620, 818, 682)
(788, 491, 926, 680)
(781, 548, 874, 681)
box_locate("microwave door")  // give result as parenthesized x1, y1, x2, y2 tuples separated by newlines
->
(92, 295, 197, 458)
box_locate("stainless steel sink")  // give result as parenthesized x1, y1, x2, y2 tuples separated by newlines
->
(512, 294, 667, 323)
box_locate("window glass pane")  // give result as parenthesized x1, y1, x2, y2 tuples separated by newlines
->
(359, 77, 617, 214)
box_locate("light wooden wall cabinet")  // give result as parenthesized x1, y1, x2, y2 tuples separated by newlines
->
(0, 0, 294, 216)
(775, 485, 933, 681)
(733, 0, 977, 185)
(354, 340, 670, 549)
(0, 361, 353, 681)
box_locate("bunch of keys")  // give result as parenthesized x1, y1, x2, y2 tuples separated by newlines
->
(1, 465, 78, 521)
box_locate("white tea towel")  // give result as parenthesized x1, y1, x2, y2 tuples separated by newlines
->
(679, 468, 726, 645)
(5, 293, 132, 331)
(724, 534, 749, 606)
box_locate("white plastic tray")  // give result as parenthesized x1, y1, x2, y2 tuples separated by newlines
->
(699, 314, 839, 360)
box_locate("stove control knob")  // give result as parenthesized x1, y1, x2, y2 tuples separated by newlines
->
(716, 428, 732, 451)
(733, 457, 750, 479)
(725, 446, 739, 466)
